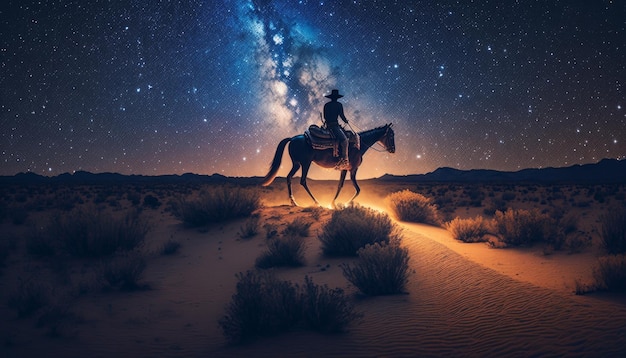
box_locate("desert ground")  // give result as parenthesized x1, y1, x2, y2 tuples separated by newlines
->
(1, 177, 625, 357)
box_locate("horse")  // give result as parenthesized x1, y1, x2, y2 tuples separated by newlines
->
(261, 123, 395, 207)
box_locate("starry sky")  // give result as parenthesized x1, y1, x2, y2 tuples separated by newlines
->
(1, 0, 625, 179)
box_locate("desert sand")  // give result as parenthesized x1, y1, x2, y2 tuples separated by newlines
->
(1, 179, 625, 357)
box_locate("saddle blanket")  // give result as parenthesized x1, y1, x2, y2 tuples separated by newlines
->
(304, 124, 360, 157)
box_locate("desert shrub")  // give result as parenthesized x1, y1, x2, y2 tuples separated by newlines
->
(238, 215, 260, 239)
(219, 271, 360, 344)
(263, 222, 279, 239)
(593, 255, 626, 292)
(318, 204, 397, 257)
(255, 235, 306, 268)
(37, 303, 81, 338)
(600, 209, 626, 254)
(175, 186, 261, 227)
(302, 206, 325, 221)
(8, 280, 50, 318)
(52, 207, 148, 258)
(385, 190, 441, 225)
(445, 216, 491, 243)
(99, 251, 147, 291)
(143, 194, 161, 209)
(300, 276, 361, 333)
(219, 271, 302, 344)
(342, 242, 410, 296)
(161, 239, 181, 255)
(493, 208, 555, 247)
(283, 217, 312, 237)
(26, 227, 57, 258)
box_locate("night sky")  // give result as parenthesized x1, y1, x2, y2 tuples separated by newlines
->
(1, 0, 625, 179)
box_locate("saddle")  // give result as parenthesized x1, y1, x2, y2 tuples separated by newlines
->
(304, 124, 360, 157)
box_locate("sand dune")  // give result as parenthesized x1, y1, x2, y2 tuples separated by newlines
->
(2, 184, 626, 357)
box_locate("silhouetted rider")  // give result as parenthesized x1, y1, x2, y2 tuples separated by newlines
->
(323, 89, 350, 169)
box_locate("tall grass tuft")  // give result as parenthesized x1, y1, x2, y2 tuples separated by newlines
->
(99, 251, 148, 291)
(342, 242, 410, 296)
(175, 186, 261, 227)
(219, 271, 301, 344)
(300, 276, 362, 333)
(52, 207, 148, 258)
(255, 235, 306, 268)
(493, 208, 555, 247)
(385, 190, 441, 225)
(593, 255, 626, 292)
(283, 217, 312, 237)
(8, 280, 50, 318)
(446, 216, 491, 243)
(219, 271, 360, 344)
(318, 204, 397, 257)
(600, 209, 626, 254)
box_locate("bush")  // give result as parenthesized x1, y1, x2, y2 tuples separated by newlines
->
(255, 235, 306, 268)
(283, 217, 312, 237)
(593, 255, 626, 292)
(493, 208, 555, 247)
(219, 271, 301, 344)
(600, 209, 626, 254)
(445, 216, 491, 243)
(219, 271, 360, 344)
(53, 208, 148, 258)
(161, 239, 181, 255)
(99, 251, 148, 291)
(143, 194, 162, 209)
(318, 204, 397, 257)
(175, 186, 261, 227)
(385, 190, 441, 225)
(300, 276, 361, 333)
(8, 280, 50, 318)
(342, 242, 410, 296)
(238, 215, 260, 239)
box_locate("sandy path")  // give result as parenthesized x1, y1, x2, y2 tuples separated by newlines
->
(218, 219, 626, 357)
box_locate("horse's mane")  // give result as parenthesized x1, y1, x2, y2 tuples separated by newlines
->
(358, 124, 389, 136)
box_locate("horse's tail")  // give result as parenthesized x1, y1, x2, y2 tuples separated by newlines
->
(260, 137, 291, 186)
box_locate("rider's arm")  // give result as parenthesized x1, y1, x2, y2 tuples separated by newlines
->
(339, 104, 348, 124)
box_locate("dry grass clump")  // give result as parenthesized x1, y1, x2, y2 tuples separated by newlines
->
(220, 271, 300, 344)
(238, 215, 261, 239)
(49, 207, 148, 258)
(300, 276, 362, 333)
(385, 190, 441, 225)
(8, 280, 50, 318)
(600, 209, 626, 254)
(99, 251, 148, 291)
(282, 217, 312, 237)
(318, 204, 397, 257)
(445, 216, 491, 243)
(342, 242, 410, 296)
(593, 255, 626, 292)
(493, 208, 555, 247)
(219, 271, 359, 344)
(174, 185, 261, 227)
(255, 235, 306, 268)
(160, 239, 181, 255)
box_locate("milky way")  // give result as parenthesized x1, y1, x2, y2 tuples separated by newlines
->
(1, 0, 625, 179)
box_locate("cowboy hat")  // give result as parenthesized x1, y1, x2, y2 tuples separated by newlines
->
(324, 89, 343, 99)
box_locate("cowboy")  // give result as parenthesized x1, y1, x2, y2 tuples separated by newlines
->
(323, 89, 350, 170)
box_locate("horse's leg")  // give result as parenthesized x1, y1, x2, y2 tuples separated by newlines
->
(286, 163, 301, 206)
(299, 162, 320, 206)
(346, 168, 361, 204)
(331, 170, 348, 209)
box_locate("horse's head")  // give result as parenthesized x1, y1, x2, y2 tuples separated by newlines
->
(381, 123, 395, 153)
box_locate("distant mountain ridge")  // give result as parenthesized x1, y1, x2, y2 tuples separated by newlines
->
(379, 158, 626, 184)
(1, 159, 625, 185)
